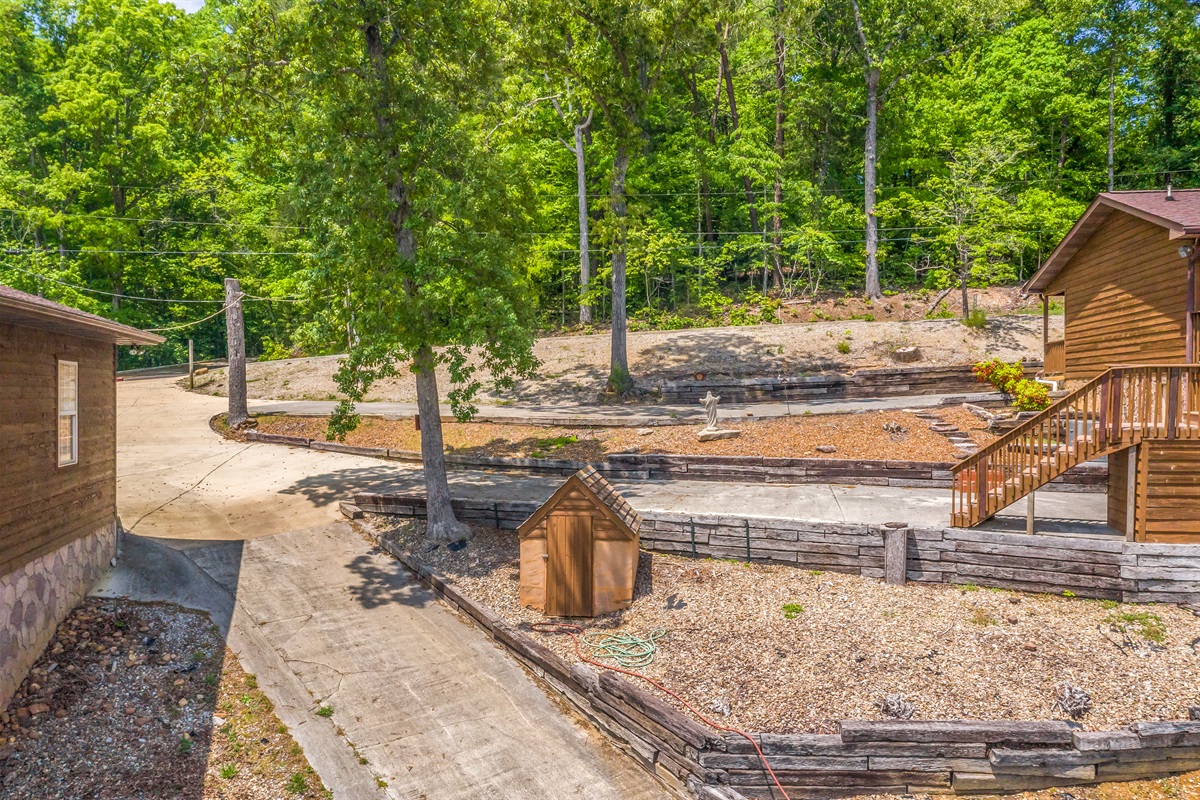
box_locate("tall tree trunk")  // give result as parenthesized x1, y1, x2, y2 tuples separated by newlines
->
(1107, 47, 1115, 192)
(863, 65, 881, 299)
(719, 29, 761, 237)
(608, 145, 631, 391)
(413, 344, 468, 542)
(688, 67, 715, 242)
(574, 119, 592, 324)
(771, 0, 786, 291)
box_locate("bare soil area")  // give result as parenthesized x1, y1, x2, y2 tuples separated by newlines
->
(189, 313, 1061, 406)
(372, 520, 1200, 738)
(252, 408, 989, 462)
(0, 599, 326, 800)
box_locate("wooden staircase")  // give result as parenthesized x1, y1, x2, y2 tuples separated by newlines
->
(951, 365, 1200, 527)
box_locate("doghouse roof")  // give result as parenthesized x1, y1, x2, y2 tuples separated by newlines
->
(519, 466, 642, 538)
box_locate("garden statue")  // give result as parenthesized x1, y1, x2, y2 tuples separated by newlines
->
(697, 390, 740, 441)
(701, 391, 721, 431)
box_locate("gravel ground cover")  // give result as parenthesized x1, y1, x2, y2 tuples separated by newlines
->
(0, 598, 325, 800)
(189, 312, 1060, 406)
(253, 409, 969, 461)
(371, 519, 1200, 738)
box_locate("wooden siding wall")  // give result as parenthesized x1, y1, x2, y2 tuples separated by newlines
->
(1137, 440, 1200, 543)
(0, 322, 116, 576)
(1045, 212, 1188, 382)
(1107, 447, 1130, 534)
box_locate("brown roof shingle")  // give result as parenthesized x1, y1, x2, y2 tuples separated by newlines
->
(0, 284, 165, 345)
(575, 465, 642, 533)
(1026, 189, 1200, 293)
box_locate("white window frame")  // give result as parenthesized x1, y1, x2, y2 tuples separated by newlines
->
(57, 359, 78, 467)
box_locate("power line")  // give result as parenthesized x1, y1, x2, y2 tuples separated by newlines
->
(4, 247, 314, 257)
(2, 261, 319, 305)
(145, 294, 243, 332)
(0, 209, 305, 231)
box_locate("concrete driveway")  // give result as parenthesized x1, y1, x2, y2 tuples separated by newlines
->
(115, 377, 670, 799)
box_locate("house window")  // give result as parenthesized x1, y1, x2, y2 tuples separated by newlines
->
(58, 360, 78, 466)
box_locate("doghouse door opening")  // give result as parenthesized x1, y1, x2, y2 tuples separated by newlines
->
(546, 514, 593, 617)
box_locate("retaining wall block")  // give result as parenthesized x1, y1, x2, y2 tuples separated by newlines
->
(839, 721, 1074, 746)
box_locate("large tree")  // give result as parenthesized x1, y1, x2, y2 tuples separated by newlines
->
(827, 0, 1000, 298)
(518, 0, 712, 393)
(293, 0, 538, 541)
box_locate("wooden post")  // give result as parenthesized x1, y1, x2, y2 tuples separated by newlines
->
(225, 278, 248, 427)
(1026, 490, 1035, 536)
(188, 338, 194, 391)
(1126, 444, 1138, 541)
(1187, 241, 1197, 364)
(1041, 294, 1048, 349)
(882, 523, 908, 586)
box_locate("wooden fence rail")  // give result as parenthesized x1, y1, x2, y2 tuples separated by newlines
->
(952, 365, 1200, 527)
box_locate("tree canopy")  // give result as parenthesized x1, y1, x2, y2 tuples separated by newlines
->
(1, 0, 1198, 360)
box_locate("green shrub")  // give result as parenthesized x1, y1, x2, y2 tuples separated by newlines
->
(972, 358, 1024, 394)
(836, 340, 851, 355)
(782, 603, 804, 619)
(1105, 610, 1166, 643)
(963, 308, 988, 328)
(258, 336, 293, 361)
(1010, 379, 1051, 412)
(315, 705, 334, 718)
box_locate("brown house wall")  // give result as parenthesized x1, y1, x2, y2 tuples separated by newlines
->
(1138, 440, 1200, 543)
(1044, 212, 1188, 382)
(0, 321, 117, 575)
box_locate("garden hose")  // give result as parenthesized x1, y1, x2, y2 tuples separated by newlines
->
(530, 622, 793, 800)
(580, 629, 666, 669)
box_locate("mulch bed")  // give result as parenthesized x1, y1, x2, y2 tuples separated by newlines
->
(371, 519, 1200, 739)
(0, 599, 325, 800)
(254, 409, 974, 462)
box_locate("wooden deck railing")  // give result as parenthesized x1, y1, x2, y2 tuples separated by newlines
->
(951, 365, 1200, 527)
(1043, 339, 1065, 377)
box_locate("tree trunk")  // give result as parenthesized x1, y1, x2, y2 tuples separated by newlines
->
(224, 278, 249, 427)
(959, 246, 970, 321)
(413, 344, 469, 542)
(608, 145, 631, 391)
(1107, 47, 1115, 192)
(863, 65, 882, 299)
(574, 121, 592, 324)
(719, 31, 761, 238)
(771, 0, 786, 291)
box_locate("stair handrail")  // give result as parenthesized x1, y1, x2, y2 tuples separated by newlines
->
(951, 368, 1111, 480)
(952, 364, 1200, 527)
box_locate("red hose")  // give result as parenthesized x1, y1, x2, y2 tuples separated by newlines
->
(530, 621, 791, 800)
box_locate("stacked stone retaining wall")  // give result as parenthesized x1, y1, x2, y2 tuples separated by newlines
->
(364, 530, 1200, 799)
(248, 431, 1107, 492)
(0, 520, 117, 708)
(354, 493, 1200, 605)
(660, 362, 1043, 404)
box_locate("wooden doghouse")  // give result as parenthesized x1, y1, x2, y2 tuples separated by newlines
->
(518, 466, 642, 617)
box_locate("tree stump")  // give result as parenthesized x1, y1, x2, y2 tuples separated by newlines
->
(892, 346, 922, 363)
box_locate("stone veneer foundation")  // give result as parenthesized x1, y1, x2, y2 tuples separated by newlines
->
(0, 520, 118, 708)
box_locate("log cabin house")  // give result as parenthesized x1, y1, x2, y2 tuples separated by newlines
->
(952, 190, 1200, 544)
(0, 285, 163, 707)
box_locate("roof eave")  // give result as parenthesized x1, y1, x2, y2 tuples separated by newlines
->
(0, 296, 165, 345)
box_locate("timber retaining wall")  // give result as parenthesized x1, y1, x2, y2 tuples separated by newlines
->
(354, 493, 1200, 605)
(364, 530, 1200, 799)
(660, 362, 1043, 404)
(247, 431, 1107, 492)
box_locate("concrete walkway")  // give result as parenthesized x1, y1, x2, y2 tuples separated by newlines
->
(115, 377, 669, 798)
(246, 391, 979, 425)
(112, 377, 1110, 796)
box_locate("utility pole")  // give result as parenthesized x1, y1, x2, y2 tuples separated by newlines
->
(225, 278, 248, 427)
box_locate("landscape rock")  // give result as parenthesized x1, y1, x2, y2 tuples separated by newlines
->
(816, 445, 837, 453)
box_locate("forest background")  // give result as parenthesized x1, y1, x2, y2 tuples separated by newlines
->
(0, 0, 1197, 369)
